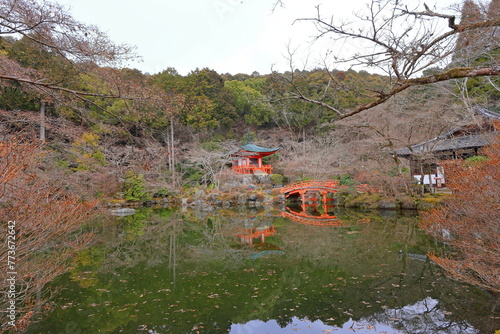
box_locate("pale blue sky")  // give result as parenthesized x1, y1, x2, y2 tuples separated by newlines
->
(56, 0, 458, 75)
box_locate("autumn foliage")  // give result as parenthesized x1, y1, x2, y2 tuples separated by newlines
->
(421, 138, 500, 294)
(0, 140, 98, 332)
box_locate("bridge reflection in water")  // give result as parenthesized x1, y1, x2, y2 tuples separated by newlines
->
(282, 207, 371, 227)
(282, 207, 342, 226)
(235, 207, 370, 254)
(234, 179, 376, 252)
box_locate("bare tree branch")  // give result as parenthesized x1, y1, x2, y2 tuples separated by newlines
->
(273, 0, 500, 120)
(0, 0, 145, 105)
(0, 0, 136, 65)
(340, 66, 500, 119)
(0, 73, 135, 99)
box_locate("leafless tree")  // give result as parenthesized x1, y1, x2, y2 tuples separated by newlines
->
(0, 0, 185, 123)
(0, 0, 135, 92)
(0, 0, 135, 63)
(0, 139, 99, 331)
(187, 142, 238, 190)
(273, 0, 500, 119)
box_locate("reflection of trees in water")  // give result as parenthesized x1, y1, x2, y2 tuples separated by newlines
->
(278, 213, 423, 271)
(94, 208, 261, 273)
(179, 208, 493, 332)
(368, 297, 478, 334)
(262, 211, 493, 333)
(91, 209, 182, 273)
(57, 208, 496, 334)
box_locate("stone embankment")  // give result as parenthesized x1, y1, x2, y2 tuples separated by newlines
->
(107, 188, 448, 212)
(107, 174, 450, 211)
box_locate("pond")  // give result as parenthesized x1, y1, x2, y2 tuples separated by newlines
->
(26, 206, 498, 334)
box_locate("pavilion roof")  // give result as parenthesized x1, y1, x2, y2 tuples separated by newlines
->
(241, 144, 280, 153)
(230, 144, 280, 157)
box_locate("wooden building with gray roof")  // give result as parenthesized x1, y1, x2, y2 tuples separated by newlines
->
(394, 108, 499, 186)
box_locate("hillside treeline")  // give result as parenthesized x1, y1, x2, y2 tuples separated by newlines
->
(0, 32, 390, 139)
(0, 0, 498, 190)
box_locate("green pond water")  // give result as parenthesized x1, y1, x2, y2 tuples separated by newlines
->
(26, 206, 498, 334)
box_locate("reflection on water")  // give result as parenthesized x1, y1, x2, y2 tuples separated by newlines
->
(283, 206, 345, 226)
(231, 297, 479, 334)
(26, 207, 498, 334)
(235, 225, 277, 246)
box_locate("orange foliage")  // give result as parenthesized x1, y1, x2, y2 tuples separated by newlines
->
(421, 138, 500, 293)
(0, 140, 99, 332)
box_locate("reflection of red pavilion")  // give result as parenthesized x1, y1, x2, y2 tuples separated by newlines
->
(230, 144, 280, 175)
(235, 226, 276, 245)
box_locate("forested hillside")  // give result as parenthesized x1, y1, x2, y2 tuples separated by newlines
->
(1, 0, 499, 197)
(0, 63, 497, 195)
(0, 50, 460, 193)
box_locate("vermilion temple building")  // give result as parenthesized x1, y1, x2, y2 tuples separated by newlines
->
(230, 143, 280, 175)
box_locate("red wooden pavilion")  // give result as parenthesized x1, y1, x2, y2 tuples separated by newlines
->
(230, 143, 280, 175)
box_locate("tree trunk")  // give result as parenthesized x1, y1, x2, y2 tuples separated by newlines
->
(40, 101, 46, 143)
(170, 117, 176, 187)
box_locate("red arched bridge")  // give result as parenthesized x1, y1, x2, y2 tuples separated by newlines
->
(281, 180, 380, 211)
(281, 180, 341, 197)
(281, 180, 340, 212)
(281, 180, 380, 197)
